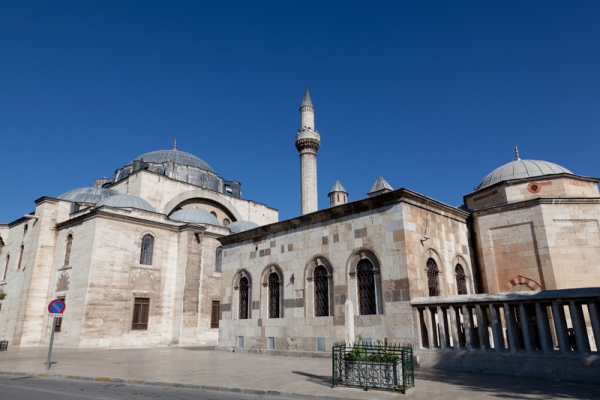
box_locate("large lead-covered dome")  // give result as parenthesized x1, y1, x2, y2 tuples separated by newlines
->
(477, 159, 572, 190)
(134, 149, 214, 172)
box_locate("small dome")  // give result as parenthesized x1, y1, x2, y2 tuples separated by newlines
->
(134, 149, 214, 172)
(58, 187, 118, 204)
(228, 220, 259, 234)
(169, 207, 221, 226)
(477, 159, 572, 190)
(96, 194, 155, 212)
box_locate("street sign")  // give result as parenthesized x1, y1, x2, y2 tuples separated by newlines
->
(46, 299, 66, 371)
(48, 299, 66, 315)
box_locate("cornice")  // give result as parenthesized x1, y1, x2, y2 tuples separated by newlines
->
(471, 196, 600, 217)
(218, 188, 469, 245)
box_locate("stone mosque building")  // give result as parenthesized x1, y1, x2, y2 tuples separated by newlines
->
(0, 88, 599, 353)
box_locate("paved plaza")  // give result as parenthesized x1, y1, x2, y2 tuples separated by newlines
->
(0, 346, 599, 399)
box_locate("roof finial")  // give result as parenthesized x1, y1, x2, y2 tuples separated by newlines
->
(174, 136, 177, 150)
(514, 143, 520, 160)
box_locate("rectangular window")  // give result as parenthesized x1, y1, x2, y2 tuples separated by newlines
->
(132, 297, 150, 330)
(317, 337, 326, 352)
(238, 336, 244, 348)
(55, 297, 65, 333)
(268, 337, 274, 350)
(210, 301, 220, 329)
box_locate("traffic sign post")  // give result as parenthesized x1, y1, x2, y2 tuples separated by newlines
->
(46, 299, 65, 371)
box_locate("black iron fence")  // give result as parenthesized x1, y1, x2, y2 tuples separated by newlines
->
(332, 341, 414, 393)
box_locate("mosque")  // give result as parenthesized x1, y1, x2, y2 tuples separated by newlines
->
(0, 89, 598, 352)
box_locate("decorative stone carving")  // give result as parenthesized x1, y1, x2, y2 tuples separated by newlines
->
(56, 272, 69, 292)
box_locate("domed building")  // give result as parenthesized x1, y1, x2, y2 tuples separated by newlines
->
(464, 148, 600, 293)
(0, 142, 277, 349)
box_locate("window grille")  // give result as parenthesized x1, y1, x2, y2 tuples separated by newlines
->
(357, 259, 376, 315)
(314, 266, 329, 317)
(268, 273, 280, 318)
(427, 258, 440, 296)
(17, 246, 24, 270)
(140, 235, 154, 265)
(64, 235, 73, 267)
(455, 264, 467, 295)
(132, 297, 150, 330)
(211, 300, 220, 328)
(239, 277, 249, 319)
(2, 255, 8, 281)
(215, 247, 222, 273)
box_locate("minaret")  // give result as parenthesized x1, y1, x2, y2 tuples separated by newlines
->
(295, 87, 321, 215)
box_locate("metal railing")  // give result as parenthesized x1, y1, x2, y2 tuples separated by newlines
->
(411, 288, 600, 355)
(0, 340, 8, 351)
(332, 341, 414, 393)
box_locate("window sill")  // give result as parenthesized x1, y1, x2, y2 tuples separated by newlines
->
(134, 265, 157, 270)
(58, 266, 72, 271)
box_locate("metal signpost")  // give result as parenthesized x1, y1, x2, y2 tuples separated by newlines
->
(46, 299, 65, 371)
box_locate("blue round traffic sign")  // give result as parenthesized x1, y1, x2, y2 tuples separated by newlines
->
(48, 299, 66, 314)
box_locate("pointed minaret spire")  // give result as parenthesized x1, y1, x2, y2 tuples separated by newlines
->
(174, 136, 177, 150)
(514, 144, 520, 160)
(295, 87, 321, 215)
(328, 180, 348, 207)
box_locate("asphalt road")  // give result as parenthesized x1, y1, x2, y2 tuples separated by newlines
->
(0, 375, 290, 400)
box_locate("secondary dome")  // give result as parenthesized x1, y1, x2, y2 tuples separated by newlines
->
(169, 207, 221, 226)
(58, 187, 118, 204)
(96, 194, 155, 212)
(228, 220, 259, 234)
(134, 149, 214, 173)
(477, 159, 572, 190)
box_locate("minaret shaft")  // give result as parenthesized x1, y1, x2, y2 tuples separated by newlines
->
(295, 87, 320, 215)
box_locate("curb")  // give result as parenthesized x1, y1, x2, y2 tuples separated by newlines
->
(0, 370, 364, 400)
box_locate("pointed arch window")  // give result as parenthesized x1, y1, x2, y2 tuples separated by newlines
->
(239, 276, 249, 319)
(268, 273, 280, 318)
(357, 259, 376, 315)
(427, 258, 440, 297)
(314, 266, 329, 317)
(455, 264, 467, 295)
(17, 245, 24, 270)
(2, 255, 8, 281)
(64, 234, 73, 267)
(140, 235, 154, 265)
(215, 247, 223, 273)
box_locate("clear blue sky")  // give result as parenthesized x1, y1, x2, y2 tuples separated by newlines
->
(1, 1, 599, 223)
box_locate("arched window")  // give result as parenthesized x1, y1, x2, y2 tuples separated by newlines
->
(17, 245, 24, 270)
(23, 224, 28, 235)
(223, 218, 231, 227)
(268, 273, 280, 318)
(314, 265, 329, 317)
(239, 276, 249, 319)
(64, 234, 73, 267)
(455, 264, 467, 295)
(2, 255, 8, 281)
(357, 259, 376, 315)
(215, 247, 223, 273)
(140, 235, 154, 265)
(427, 258, 440, 296)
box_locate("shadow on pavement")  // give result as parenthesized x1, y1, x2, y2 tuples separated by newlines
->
(292, 371, 332, 387)
(415, 367, 600, 399)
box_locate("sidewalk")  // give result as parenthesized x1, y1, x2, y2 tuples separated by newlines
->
(0, 346, 599, 399)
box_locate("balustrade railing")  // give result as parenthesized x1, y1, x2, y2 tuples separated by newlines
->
(411, 288, 600, 356)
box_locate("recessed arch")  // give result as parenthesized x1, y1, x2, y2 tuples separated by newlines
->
(163, 190, 243, 221)
(505, 275, 542, 292)
(346, 248, 383, 315)
(304, 255, 334, 317)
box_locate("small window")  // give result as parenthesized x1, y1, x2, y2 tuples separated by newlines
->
(427, 258, 440, 296)
(23, 224, 28, 235)
(140, 235, 154, 265)
(211, 300, 220, 328)
(223, 218, 231, 227)
(2, 255, 8, 281)
(17, 245, 24, 270)
(238, 336, 244, 348)
(64, 234, 73, 267)
(54, 297, 65, 333)
(268, 273, 280, 318)
(210, 211, 217, 218)
(215, 247, 223, 273)
(317, 337, 326, 352)
(268, 337, 275, 350)
(239, 277, 249, 319)
(132, 297, 150, 330)
(455, 264, 467, 295)
(357, 259, 376, 315)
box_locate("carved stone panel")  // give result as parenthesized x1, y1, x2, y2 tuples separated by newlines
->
(56, 272, 70, 292)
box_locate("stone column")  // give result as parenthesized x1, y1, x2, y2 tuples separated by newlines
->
(296, 133, 320, 215)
